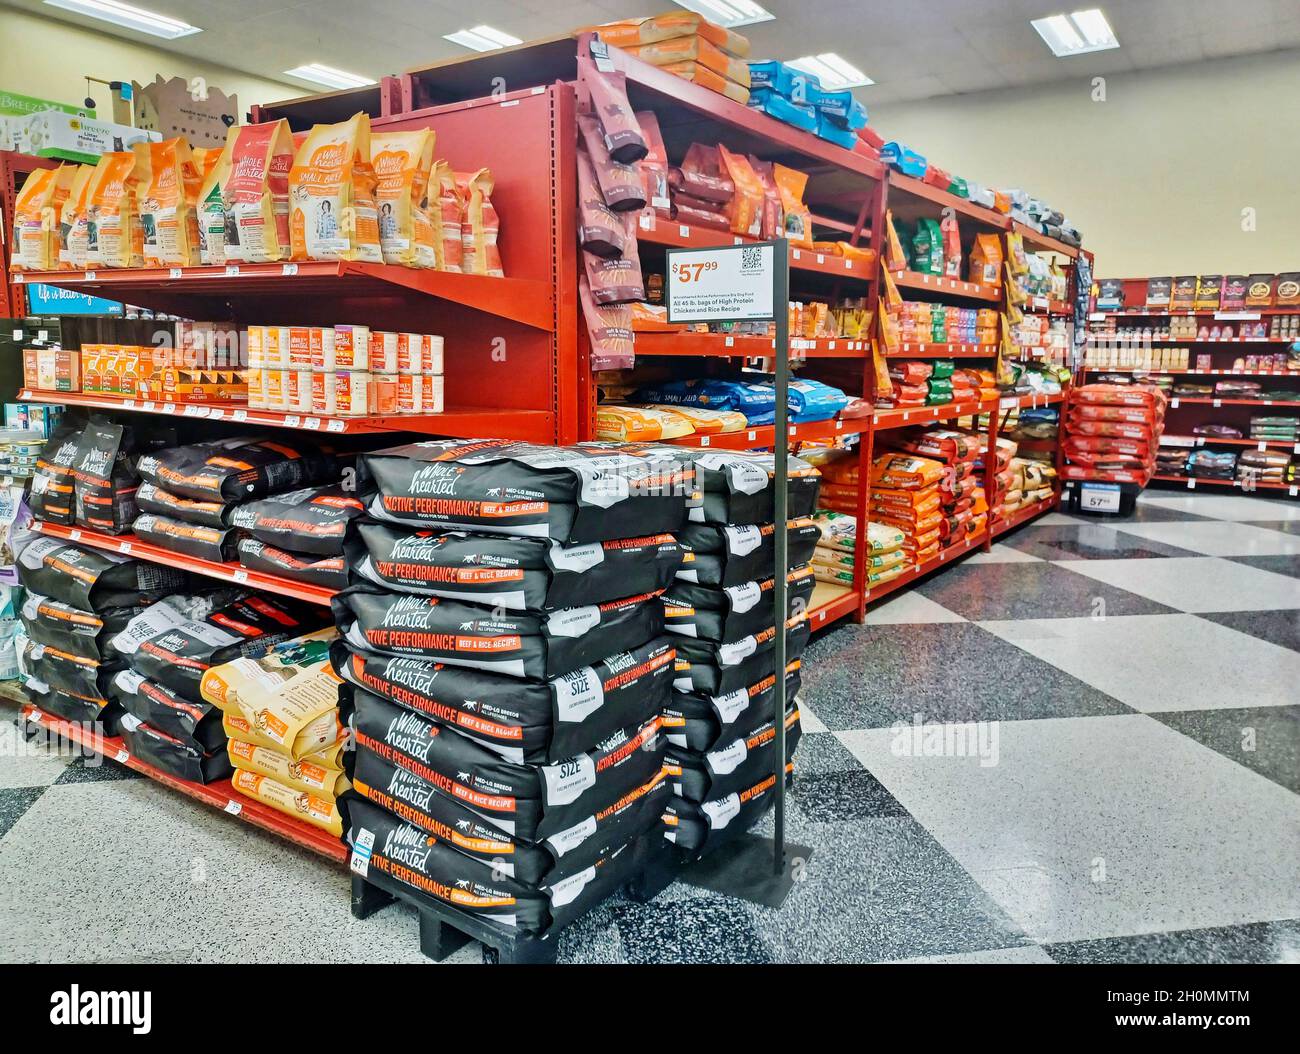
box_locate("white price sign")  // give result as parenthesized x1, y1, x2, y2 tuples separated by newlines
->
(665, 242, 777, 323)
(1079, 482, 1122, 512)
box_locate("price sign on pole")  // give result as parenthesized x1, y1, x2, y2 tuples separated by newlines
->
(667, 242, 799, 890)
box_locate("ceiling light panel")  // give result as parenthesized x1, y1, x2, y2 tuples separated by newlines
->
(787, 53, 874, 89)
(444, 25, 523, 52)
(43, 0, 200, 39)
(671, 0, 775, 28)
(1031, 9, 1120, 56)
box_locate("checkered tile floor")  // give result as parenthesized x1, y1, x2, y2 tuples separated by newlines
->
(1, 491, 1297, 964)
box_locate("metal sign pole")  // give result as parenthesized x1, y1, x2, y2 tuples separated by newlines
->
(771, 244, 790, 877)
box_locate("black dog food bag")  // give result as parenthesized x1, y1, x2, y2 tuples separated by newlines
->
(136, 437, 335, 503)
(333, 584, 663, 680)
(349, 733, 670, 887)
(663, 661, 801, 754)
(112, 669, 227, 752)
(236, 537, 348, 590)
(676, 518, 820, 587)
(343, 795, 650, 936)
(362, 440, 690, 542)
(72, 420, 140, 535)
(20, 592, 150, 662)
(662, 565, 816, 643)
(349, 522, 683, 610)
(331, 635, 675, 764)
(118, 714, 234, 784)
(662, 766, 789, 858)
(133, 512, 238, 563)
(669, 449, 822, 525)
(135, 482, 232, 528)
(666, 703, 801, 805)
(28, 424, 83, 526)
(672, 617, 811, 696)
(347, 687, 665, 842)
(229, 484, 368, 555)
(18, 537, 189, 611)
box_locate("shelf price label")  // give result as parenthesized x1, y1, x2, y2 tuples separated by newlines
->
(224, 800, 243, 816)
(169, 268, 183, 279)
(281, 263, 298, 276)
(665, 242, 776, 323)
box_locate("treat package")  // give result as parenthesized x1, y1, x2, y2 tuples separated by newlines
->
(579, 275, 635, 370)
(371, 129, 437, 267)
(636, 110, 672, 215)
(289, 113, 383, 263)
(585, 67, 647, 164)
(135, 137, 202, 266)
(577, 148, 627, 257)
(578, 114, 645, 213)
(773, 164, 812, 247)
(677, 144, 734, 203)
(718, 145, 764, 238)
(222, 120, 295, 263)
(583, 212, 645, 304)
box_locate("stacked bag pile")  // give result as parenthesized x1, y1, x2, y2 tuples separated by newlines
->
(660, 449, 817, 858)
(201, 628, 349, 833)
(868, 452, 948, 569)
(593, 11, 753, 104)
(746, 59, 868, 150)
(332, 440, 686, 938)
(108, 591, 331, 785)
(16, 536, 191, 734)
(996, 456, 1058, 519)
(809, 509, 907, 592)
(1061, 383, 1168, 487)
(880, 360, 996, 410)
(132, 436, 340, 577)
(887, 428, 989, 551)
(1185, 449, 1237, 481)
(229, 483, 368, 590)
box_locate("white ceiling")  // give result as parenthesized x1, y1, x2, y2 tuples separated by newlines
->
(8, 0, 1300, 105)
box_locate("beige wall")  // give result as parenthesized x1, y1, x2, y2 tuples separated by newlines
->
(0, 6, 299, 118)
(870, 49, 1300, 278)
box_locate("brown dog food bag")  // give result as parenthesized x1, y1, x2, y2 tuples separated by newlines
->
(583, 212, 645, 304)
(586, 68, 647, 163)
(579, 275, 634, 369)
(578, 113, 646, 212)
(578, 149, 626, 258)
(428, 159, 463, 272)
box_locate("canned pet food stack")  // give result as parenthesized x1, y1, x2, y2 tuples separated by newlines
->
(366, 330, 446, 417)
(658, 449, 818, 860)
(331, 440, 690, 940)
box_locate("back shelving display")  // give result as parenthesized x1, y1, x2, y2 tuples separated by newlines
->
(1085, 275, 1300, 499)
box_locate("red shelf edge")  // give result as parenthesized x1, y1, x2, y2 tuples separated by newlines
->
(33, 522, 337, 607)
(20, 703, 347, 863)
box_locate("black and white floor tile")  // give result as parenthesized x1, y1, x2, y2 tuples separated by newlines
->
(0, 491, 1297, 964)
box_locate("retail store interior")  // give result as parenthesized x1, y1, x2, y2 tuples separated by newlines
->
(0, 0, 1296, 974)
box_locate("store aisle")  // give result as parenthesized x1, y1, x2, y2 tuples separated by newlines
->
(1, 492, 1296, 965)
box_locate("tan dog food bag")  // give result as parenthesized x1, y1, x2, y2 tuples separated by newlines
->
(429, 159, 463, 272)
(457, 168, 503, 277)
(135, 137, 202, 267)
(289, 112, 382, 263)
(87, 151, 144, 268)
(196, 138, 233, 265)
(222, 120, 295, 263)
(58, 164, 94, 269)
(12, 164, 74, 271)
(227, 738, 350, 799)
(371, 129, 436, 267)
(230, 769, 343, 836)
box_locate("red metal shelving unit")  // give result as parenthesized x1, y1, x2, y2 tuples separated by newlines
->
(20, 703, 347, 863)
(33, 521, 337, 605)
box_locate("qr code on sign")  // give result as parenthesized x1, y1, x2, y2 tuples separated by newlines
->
(741, 245, 763, 270)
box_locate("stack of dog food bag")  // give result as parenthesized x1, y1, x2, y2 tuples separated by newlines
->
(886, 428, 988, 553)
(229, 482, 368, 590)
(868, 451, 948, 570)
(659, 449, 817, 859)
(808, 508, 907, 591)
(331, 440, 688, 938)
(1061, 383, 1168, 489)
(107, 590, 331, 785)
(593, 12, 753, 104)
(16, 537, 191, 734)
(132, 436, 339, 568)
(200, 628, 349, 834)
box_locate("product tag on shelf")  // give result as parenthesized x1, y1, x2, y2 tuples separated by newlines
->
(327, 420, 346, 432)
(162, 403, 176, 414)
(123, 400, 135, 409)
(284, 415, 301, 427)
(232, 409, 248, 422)
(115, 749, 129, 763)
(233, 570, 249, 584)
(12, 331, 22, 341)
(679, 224, 690, 239)
(281, 263, 298, 276)
(209, 408, 224, 420)
(225, 264, 239, 276)
(119, 542, 132, 553)
(638, 213, 652, 230)
(303, 418, 321, 430)
(69, 529, 81, 541)
(1213, 399, 1222, 407)
(169, 268, 183, 279)
(142, 401, 155, 412)
(1171, 398, 1180, 408)
(1259, 441, 1268, 452)
(83, 271, 96, 281)
(183, 405, 206, 418)
(1187, 479, 1196, 490)
(224, 800, 243, 816)
(12, 273, 22, 283)
(698, 435, 710, 446)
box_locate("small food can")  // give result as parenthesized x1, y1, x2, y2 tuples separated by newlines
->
(396, 372, 422, 414)
(247, 368, 267, 410)
(286, 369, 313, 413)
(264, 369, 290, 411)
(263, 326, 290, 369)
(397, 333, 422, 374)
(246, 326, 265, 370)
(310, 370, 336, 416)
(334, 370, 370, 416)
(421, 373, 445, 414)
(310, 327, 336, 371)
(334, 325, 370, 370)
(422, 335, 444, 375)
(369, 331, 399, 374)
(370, 373, 399, 416)
(287, 326, 313, 369)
